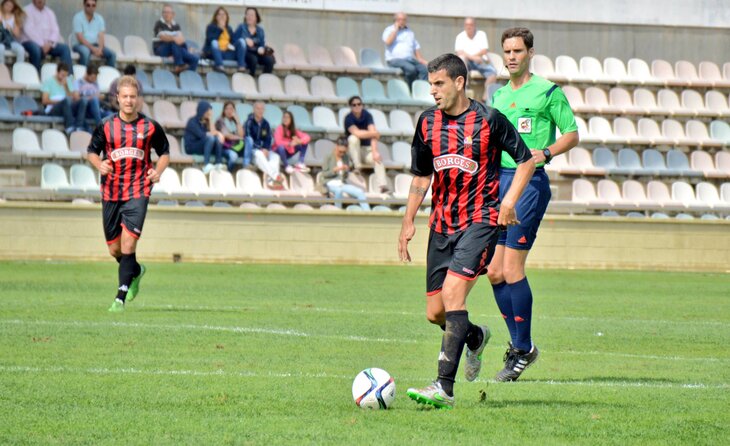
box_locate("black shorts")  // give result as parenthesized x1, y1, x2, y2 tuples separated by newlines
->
(102, 197, 150, 244)
(426, 223, 500, 296)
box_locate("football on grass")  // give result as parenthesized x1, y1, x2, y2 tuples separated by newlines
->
(352, 368, 395, 409)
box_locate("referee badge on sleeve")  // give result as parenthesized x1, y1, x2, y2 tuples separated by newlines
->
(518, 117, 532, 134)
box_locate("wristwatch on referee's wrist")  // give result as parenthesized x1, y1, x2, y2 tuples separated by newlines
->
(542, 148, 553, 164)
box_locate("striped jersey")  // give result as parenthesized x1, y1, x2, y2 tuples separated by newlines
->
(411, 99, 531, 234)
(88, 113, 170, 201)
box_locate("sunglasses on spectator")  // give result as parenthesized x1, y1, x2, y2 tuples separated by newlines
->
(350, 102, 363, 107)
(85, 2, 96, 7)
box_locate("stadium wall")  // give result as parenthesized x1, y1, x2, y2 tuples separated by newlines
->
(51, 1, 729, 65)
(1, 203, 728, 272)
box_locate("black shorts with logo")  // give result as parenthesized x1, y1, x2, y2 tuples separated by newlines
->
(102, 197, 150, 244)
(426, 222, 500, 295)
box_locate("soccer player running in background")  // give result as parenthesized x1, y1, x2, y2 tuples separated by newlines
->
(398, 53, 535, 409)
(87, 75, 170, 312)
(487, 27, 579, 381)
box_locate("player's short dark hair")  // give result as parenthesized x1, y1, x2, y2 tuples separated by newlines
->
(336, 136, 348, 147)
(427, 53, 468, 83)
(348, 95, 362, 106)
(501, 27, 534, 49)
(56, 62, 70, 74)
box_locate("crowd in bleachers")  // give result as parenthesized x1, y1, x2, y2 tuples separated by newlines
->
(0, 2, 728, 218)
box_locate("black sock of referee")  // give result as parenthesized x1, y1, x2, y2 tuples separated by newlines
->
(437, 310, 470, 397)
(116, 253, 138, 302)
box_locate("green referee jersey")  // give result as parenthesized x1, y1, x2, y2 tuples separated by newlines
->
(492, 74, 578, 168)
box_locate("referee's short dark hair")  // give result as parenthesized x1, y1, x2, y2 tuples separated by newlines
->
(501, 27, 534, 49)
(427, 53, 468, 83)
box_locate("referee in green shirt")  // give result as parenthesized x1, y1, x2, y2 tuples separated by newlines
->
(487, 27, 579, 382)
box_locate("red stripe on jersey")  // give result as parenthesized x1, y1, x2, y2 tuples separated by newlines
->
(141, 120, 153, 197)
(102, 121, 111, 201)
(111, 118, 123, 201)
(472, 117, 490, 224)
(122, 121, 135, 201)
(443, 117, 460, 234)
(430, 112, 444, 234)
(456, 111, 476, 231)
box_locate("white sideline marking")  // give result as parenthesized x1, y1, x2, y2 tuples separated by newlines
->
(137, 303, 729, 327)
(0, 365, 726, 390)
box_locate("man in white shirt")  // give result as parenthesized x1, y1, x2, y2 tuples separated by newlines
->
(382, 12, 428, 87)
(454, 17, 498, 102)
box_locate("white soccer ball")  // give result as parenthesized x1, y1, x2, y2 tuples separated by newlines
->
(352, 367, 396, 409)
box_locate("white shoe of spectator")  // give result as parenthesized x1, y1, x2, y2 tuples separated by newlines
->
(216, 163, 226, 171)
(285, 165, 294, 174)
(295, 163, 310, 173)
(202, 163, 215, 174)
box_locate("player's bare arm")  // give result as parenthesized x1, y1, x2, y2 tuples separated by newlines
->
(147, 154, 170, 184)
(498, 158, 535, 226)
(398, 175, 431, 262)
(87, 153, 113, 176)
(530, 131, 579, 164)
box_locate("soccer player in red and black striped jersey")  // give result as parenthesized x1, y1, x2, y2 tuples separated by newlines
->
(87, 75, 170, 312)
(398, 54, 534, 409)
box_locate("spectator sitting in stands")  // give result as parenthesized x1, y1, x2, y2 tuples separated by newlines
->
(152, 3, 198, 74)
(382, 12, 428, 87)
(320, 136, 370, 211)
(184, 100, 234, 174)
(107, 64, 144, 113)
(273, 110, 310, 174)
(244, 101, 283, 189)
(455, 17, 497, 102)
(344, 95, 389, 194)
(234, 7, 274, 76)
(203, 6, 245, 73)
(74, 63, 109, 125)
(0, 0, 27, 64)
(215, 100, 245, 170)
(71, 0, 116, 68)
(41, 62, 88, 135)
(20, 0, 73, 71)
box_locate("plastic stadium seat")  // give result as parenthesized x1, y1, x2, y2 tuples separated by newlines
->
(312, 106, 341, 133)
(715, 152, 730, 175)
(675, 60, 713, 88)
(592, 146, 617, 171)
(307, 44, 343, 74)
(685, 121, 720, 149)
(700, 213, 720, 220)
(290, 171, 323, 197)
(292, 203, 315, 211)
(632, 88, 661, 114)
(123, 35, 163, 64)
(104, 34, 134, 63)
(180, 70, 215, 98)
(588, 117, 621, 144)
(178, 100, 198, 124)
(41, 163, 70, 189)
(555, 55, 585, 82)
(391, 141, 411, 169)
(13, 95, 62, 124)
(0, 96, 20, 122)
(566, 147, 603, 175)
(530, 54, 564, 81)
(184, 200, 205, 207)
(41, 128, 81, 159)
(637, 118, 672, 145)
(655, 89, 685, 116)
(485, 82, 504, 106)
(374, 142, 401, 169)
(152, 68, 184, 96)
(584, 87, 619, 114)
(284, 74, 320, 103)
(369, 109, 397, 136)
(486, 52, 504, 76)
(651, 59, 683, 87)
(675, 212, 695, 220)
(721, 183, 730, 203)
(287, 105, 322, 133)
(393, 173, 414, 199)
(153, 168, 184, 195)
(152, 100, 185, 128)
(641, 149, 670, 176)
(239, 202, 262, 209)
(647, 180, 683, 210)
(595, 179, 627, 206)
(696, 182, 729, 210)
(0, 63, 24, 91)
(709, 120, 730, 144)
(135, 69, 162, 96)
(237, 103, 253, 122)
(12, 127, 45, 157)
(206, 71, 241, 100)
(561, 85, 589, 113)
(282, 43, 317, 71)
(680, 89, 709, 117)
(571, 179, 597, 204)
(698, 61, 730, 88)
(264, 104, 283, 128)
(386, 79, 423, 107)
(615, 147, 645, 176)
(362, 78, 397, 105)
(705, 91, 730, 118)
(612, 117, 646, 145)
(579, 56, 612, 83)
(314, 138, 335, 162)
(359, 48, 401, 75)
(335, 76, 360, 101)
(667, 149, 702, 177)
(231, 73, 268, 101)
(411, 80, 435, 106)
(671, 181, 705, 210)
(661, 119, 693, 145)
(97, 66, 120, 94)
(389, 109, 415, 136)
(622, 180, 653, 208)
(627, 58, 662, 86)
(69, 164, 99, 192)
(40, 62, 57, 83)
(331, 46, 370, 74)
(603, 57, 637, 84)
(689, 150, 722, 178)
(310, 75, 347, 104)
(12, 62, 41, 90)
(69, 130, 91, 157)
(209, 169, 241, 197)
(182, 167, 215, 196)
(236, 168, 275, 197)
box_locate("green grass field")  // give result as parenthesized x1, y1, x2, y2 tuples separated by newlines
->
(1, 261, 728, 445)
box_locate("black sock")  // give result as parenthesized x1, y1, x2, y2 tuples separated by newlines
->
(116, 254, 137, 302)
(464, 322, 484, 351)
(437, 310, 470, 397)
(115, 256, 121, 264)
(129, 252, 141, 277)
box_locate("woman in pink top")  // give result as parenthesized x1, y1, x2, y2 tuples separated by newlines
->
(273, 110, 311, 173)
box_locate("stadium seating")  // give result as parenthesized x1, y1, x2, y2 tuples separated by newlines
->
(627, 58, 661, 86)
(287, 104, 323, 132)
(69, 164, 99, 192)
(123, 35, 163, 64)
(336, 76, 360, 101)
(152, 100, 185, 128)
(359, 48, 400, 75)
(0, 64, 23, 91)
(258, 73, 289, 102)
(13, 127, 45, 158)
(284, 74, 320, 103)
(12, 62, 41, 90)
(698, 61, 730, 88)
(307, 44, 343, 74)
(206, 71, 240, 100)
(331, 46, 370, 74)
(231, 73, 268, 101)
(40, 163, 70, 189)
(41, 129, 81, 159)
(362, 78, 397, 106)
(579, 56, 613, 83)
(310, 75, 347, 104)
(180, 70, 215, 99)
(312, 106, 341, 133)
(98, 66, 120, 93)
(386, 79, 423, 107)
(282, 43, 318, 72)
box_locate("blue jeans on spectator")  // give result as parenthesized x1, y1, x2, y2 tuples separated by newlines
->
(273, 144, 307, 167)
(466, 59, 498, 78)
(23, 41, 73, 72)
(209, 40, 245, 69)
(243, 136, 261, 167)
(223, 149, 238, 171)
(73, 44, 116, 67)
(0, 41, 25, 64)
(387, 57, 427, 87)
(154, 42, 199, 71)
(327, 182, 370, 211)
(84, 96, 110, 127)
(48, 97, 88, 134)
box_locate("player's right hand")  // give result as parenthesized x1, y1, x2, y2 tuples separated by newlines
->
(398, 221, 415, 262)
(98, 159, 112, 176)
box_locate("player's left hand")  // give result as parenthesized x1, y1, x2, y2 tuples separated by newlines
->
(146, 168, 161, 184)
(497, 204, 520, 226)
(530, 149, 546, 164)
(398, 220, 415, 262)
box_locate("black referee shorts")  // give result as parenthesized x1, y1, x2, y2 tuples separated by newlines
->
(426, 223, 499, 296)
(102, 197, 150, 244)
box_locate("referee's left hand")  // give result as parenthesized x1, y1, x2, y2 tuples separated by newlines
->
(146, 168, 161, 184)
